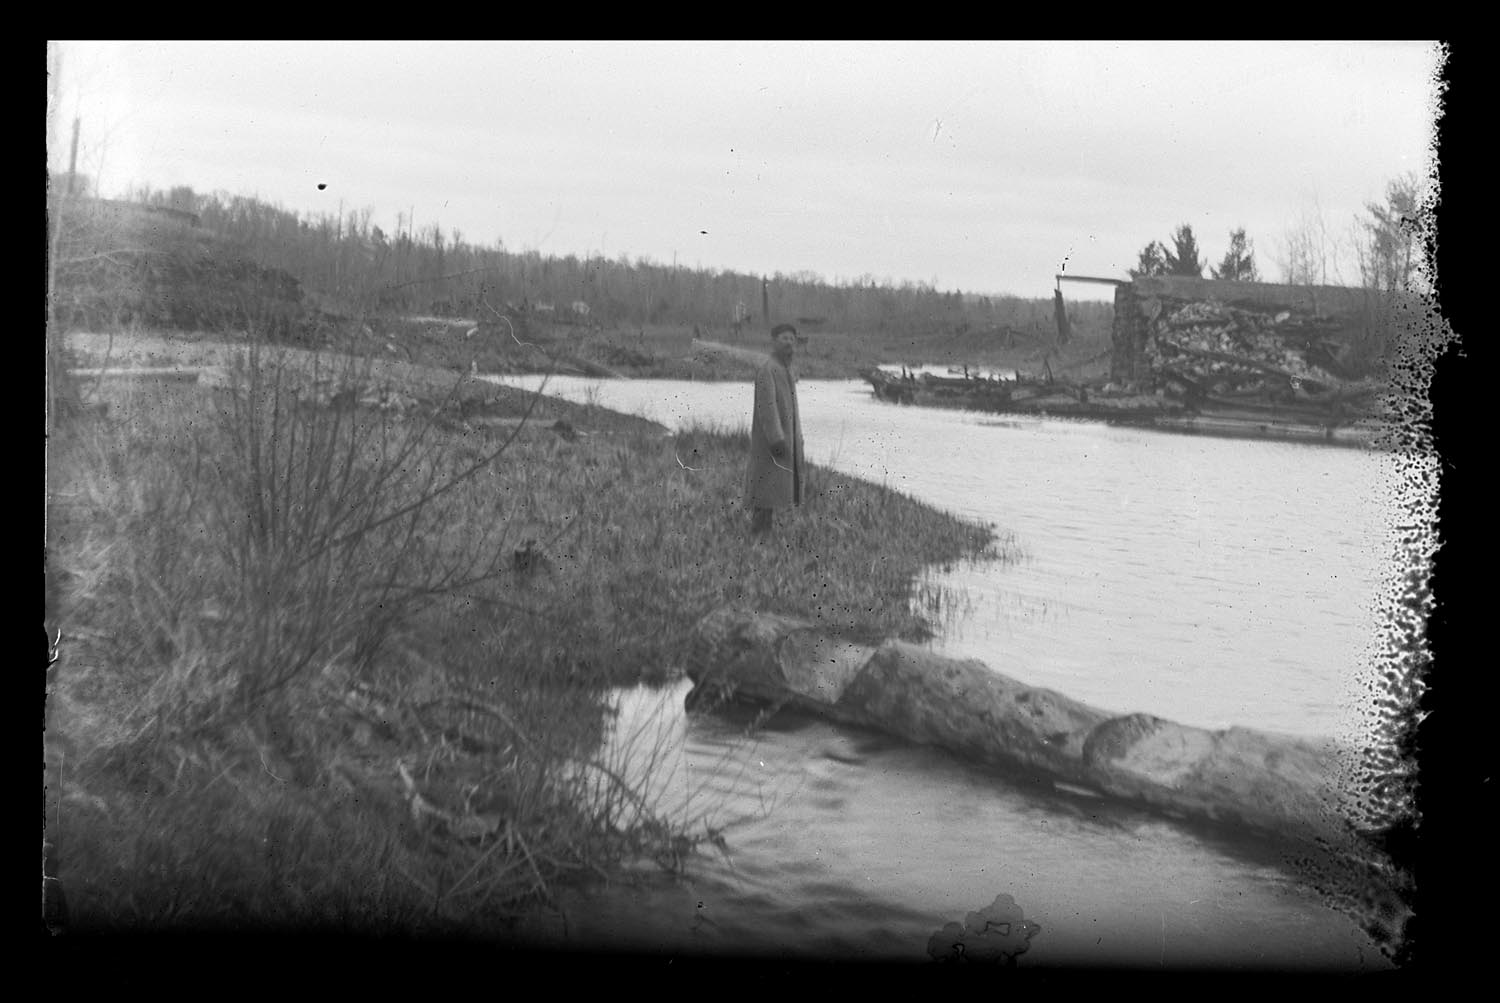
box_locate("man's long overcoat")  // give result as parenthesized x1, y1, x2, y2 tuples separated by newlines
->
(744, 356, 805, 510)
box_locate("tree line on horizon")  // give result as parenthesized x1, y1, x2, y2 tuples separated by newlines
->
(66, 179, 1110, 341)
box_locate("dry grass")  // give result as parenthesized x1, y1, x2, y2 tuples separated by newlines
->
(44, 335, 999, 936)
(45, 347, 679, 933)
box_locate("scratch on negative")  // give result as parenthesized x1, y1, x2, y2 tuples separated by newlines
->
(507, 322, 539, 351)
(675, 451, 701, 471)
(260, 748, 286, 783)
(481, 296, 540, 351)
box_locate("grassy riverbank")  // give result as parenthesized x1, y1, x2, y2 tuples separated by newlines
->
(329, 316, 878, 381)
(45, 331, 999, 936)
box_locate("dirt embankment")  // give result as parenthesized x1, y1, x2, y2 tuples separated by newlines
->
(692, 339, 768, 367)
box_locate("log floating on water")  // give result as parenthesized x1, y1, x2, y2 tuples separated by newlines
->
(686, 607, 1372, 854)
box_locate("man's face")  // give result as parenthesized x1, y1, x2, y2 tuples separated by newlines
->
(773, 330, 797, 361)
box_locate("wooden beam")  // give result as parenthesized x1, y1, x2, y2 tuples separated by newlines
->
(1056, 274, 1129, 286)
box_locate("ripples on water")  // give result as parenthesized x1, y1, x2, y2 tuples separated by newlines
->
(496, 375, 1405, 968)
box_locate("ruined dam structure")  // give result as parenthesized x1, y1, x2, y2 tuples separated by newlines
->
(686, 607, 1392, 868)
(866, 275, 1400, 446)
(1109, 275, 1392, 427)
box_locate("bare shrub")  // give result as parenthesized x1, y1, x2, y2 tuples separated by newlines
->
(76, 339, 547, 762)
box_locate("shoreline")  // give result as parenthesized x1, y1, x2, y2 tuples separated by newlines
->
(46, 327, 1000, 935)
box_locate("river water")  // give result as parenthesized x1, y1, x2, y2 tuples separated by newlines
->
(494, 374, 1411, 969)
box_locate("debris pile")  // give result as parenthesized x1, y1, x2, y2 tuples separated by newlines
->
(858, 276, 1393, 444)
(1115, 277, 1385, 422)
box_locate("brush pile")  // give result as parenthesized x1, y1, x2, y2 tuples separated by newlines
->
(1139, 296, 1381, 417)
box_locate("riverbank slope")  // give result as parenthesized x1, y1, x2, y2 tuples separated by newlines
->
(44, 330, 999, 935)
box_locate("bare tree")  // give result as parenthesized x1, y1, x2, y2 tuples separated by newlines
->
(1276, 196, 1345, 287)
(1356, 171, 1429, 295)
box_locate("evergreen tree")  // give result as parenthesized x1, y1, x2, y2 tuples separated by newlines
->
(1132, 224, 1205, 279)
(1130, 240, 1169, 278)
(1163, 224, 1204, 278)
(1211, 228, 1260, 282)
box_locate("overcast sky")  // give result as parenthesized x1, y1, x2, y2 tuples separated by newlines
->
(48, 41, 1444, 301)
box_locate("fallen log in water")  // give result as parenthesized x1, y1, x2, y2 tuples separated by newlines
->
(686, 607, 1372, 855)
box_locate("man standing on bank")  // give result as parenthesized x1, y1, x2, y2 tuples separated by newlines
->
(744, 323, 805, 537)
